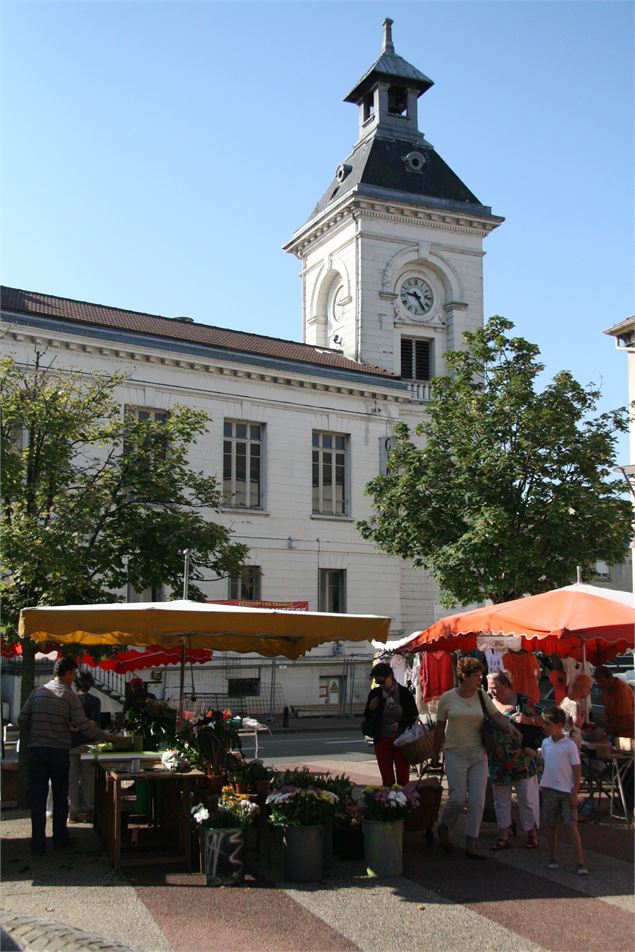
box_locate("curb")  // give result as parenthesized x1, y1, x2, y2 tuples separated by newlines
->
(0, 910, 135, 952)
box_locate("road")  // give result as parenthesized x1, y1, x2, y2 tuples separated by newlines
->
(239, 729, 377, 772)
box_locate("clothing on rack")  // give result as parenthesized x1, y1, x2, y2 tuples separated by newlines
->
(549, 669, 567, 705)
(483, 647, 505, 673)
(501, 650, 540, 701)
(562, 657, 582, 688)
(420, 651, 455, 702)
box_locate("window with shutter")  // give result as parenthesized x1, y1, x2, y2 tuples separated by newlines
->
(400, 338, 432, 381)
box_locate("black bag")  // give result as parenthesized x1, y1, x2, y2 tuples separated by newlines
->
(361, 717, 374, 738)
(477, 691, 498, 757)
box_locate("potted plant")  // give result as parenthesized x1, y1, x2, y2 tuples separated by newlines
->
(266, 786, 339, 883)
(226, 758, 271, 796)
(191, 787, 259, 886)
(362, 785, 420, 877)
(175, 709, 242, 789)
(124, 700, 178, 752)
(333, 797, 364, 860)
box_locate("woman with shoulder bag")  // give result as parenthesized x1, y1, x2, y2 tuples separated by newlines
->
(432, 657, 521, 859)
(486, 671, 541, 850)
(363, 662, 419, 787)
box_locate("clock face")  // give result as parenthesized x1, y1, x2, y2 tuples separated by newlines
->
(330, 285, 344, 324)
(400, 277, 433, 316)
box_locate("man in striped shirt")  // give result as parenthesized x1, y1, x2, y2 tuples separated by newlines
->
(18, 657, 109, 854)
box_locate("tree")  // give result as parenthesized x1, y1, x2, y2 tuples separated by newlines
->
(358, 317, 632, 607)
(1, 354, 250, 705)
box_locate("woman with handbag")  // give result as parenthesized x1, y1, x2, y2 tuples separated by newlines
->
(486, 671, 541, 850)
(363, 662, 419, 786)
(432, 657, 520, 859)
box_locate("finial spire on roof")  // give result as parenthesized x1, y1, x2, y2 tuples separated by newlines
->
(381, 17, 394, 54)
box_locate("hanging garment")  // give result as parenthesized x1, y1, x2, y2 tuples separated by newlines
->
(562, 657, 582, 688)
(390, 653, 408, 686)
(549, 669, 567, 705)
(502, 650, 540, 701)
(483, 647, 505, 673)
(420, 651, 455, 702)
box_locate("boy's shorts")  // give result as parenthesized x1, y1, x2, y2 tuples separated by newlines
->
(541, 786, 577, 826)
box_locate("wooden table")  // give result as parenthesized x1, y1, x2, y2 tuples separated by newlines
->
(95, 761, 204, 871)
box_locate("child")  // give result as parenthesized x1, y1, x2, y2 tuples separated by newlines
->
(539, 706, 589, 875)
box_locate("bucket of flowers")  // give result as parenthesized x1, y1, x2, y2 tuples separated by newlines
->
(333, 794, 364, 861)
(362, 785, 420, 877)
(266, 785, 339, 883)
(192, 786, 259, 886)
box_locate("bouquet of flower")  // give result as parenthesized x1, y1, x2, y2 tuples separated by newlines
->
(174, 708, 242, 774)
(334, 800, 363, 829)
(266, 786, 339, 827)
(362, 785, 420, 821)
(191, 788, 259, 830)
(160, 749, 191, 773)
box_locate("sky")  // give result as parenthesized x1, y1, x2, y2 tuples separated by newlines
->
(1, 0, 633, 456)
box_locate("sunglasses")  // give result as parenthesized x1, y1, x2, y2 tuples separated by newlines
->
(375, 678, 386, 685)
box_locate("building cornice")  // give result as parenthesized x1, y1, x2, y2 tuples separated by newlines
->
(2, 316, 427, 406)
(284, 188, 503, 257)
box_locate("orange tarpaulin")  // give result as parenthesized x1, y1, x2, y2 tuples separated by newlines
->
(398, 584, 635, 665)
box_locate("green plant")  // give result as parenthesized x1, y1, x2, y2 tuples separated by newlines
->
(174, 709, 242, 774)
(124, 701, 178, 751)
(228, 758, 271, 786)
(269, 766, 316, 789)
(266, 786, 339, 827)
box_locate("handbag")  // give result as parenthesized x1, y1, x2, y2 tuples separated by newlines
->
(477, 690, 498, 757)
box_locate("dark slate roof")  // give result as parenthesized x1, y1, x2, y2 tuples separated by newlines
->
(309, 137, 489, 220)
(0, 286, 397, 380)
(345, 50, 434, 103)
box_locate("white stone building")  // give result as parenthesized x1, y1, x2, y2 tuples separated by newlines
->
(1, 22, 503, 716)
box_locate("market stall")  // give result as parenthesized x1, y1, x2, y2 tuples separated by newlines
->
(390, 583, 635, 826)
(19, 599, 391, 871)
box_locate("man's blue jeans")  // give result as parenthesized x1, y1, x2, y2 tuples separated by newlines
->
(28, 747, 70, 850)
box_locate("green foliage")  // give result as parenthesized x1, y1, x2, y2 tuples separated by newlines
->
(227, 757, 271, 785)
(124, 700, 178, 751)
(0, 355, 249, 687)
(359, 317, 631, 606)
(174, 709, 242, 774)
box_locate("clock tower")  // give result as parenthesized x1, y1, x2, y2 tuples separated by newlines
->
(284, 19, 503, 383)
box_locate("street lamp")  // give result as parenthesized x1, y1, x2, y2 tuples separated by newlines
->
(615, 464, 635, 502)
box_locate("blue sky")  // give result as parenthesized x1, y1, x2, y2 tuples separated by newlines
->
(1, 1, 633, 455)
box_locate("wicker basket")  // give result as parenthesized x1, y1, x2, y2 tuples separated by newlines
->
(396, 729, 435, 765)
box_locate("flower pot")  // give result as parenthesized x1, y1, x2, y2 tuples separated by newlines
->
(334, 824, 364, 860)
(282, 824, 324, 883)
(363, 819, 403, 877)
(205, 769, 227, 794)
(254, 778, 269, 798)
(201, 827, 245, 886)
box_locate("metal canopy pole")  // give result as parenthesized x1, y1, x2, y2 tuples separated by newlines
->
(178, 549, 192, 714)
